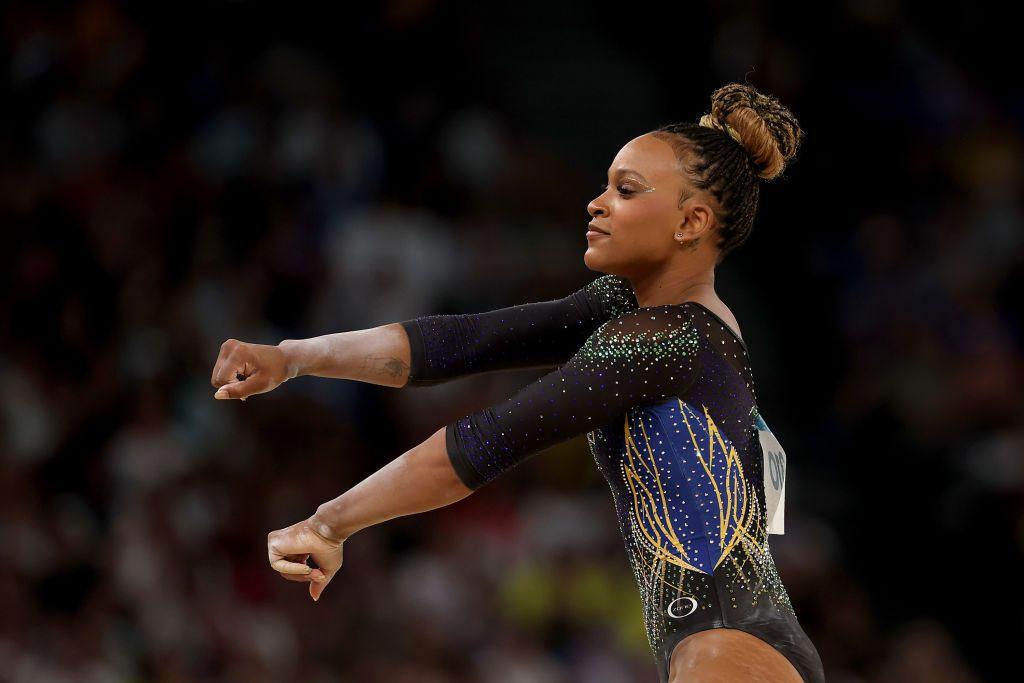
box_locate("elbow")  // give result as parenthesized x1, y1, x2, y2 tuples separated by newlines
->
(419, 426, 478, 501)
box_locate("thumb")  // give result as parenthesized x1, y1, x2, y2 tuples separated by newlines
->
(214, 372, 264, 400)
(310, 569, 335, 602)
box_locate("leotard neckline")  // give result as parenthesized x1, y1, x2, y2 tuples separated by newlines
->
(680, 300, 748, 352)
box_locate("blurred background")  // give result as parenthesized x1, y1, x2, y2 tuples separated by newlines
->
(1, 0, 1021, 681)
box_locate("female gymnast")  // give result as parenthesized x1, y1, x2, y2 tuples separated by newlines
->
(210, 83, 825, 682)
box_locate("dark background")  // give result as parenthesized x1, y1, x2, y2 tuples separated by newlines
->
(2, 1, 1021, 681)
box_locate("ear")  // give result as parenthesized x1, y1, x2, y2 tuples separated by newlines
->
(675, 199, 716, 243)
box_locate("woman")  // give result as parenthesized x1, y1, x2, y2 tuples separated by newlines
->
(210, 83, 825, 683)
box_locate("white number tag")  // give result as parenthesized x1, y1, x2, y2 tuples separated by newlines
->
(755, 411, 786, 535)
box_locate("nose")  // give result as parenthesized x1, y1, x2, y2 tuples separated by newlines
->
(588, 194, 607, 219)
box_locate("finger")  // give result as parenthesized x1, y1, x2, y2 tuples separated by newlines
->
(281, 568, 327, 583)
(268, 540, 316, 574)
(211, 340, 241, 387)
(310, 569, 335, 602)
(212, 357, 243, 389)
(309, 572, 332, 601)
(271, 558, 313, 575)
(214, 378, 251, 400)
(215, 371, 269, 401)
(268, 534, 303, 566)
(211, 360, 231, 388)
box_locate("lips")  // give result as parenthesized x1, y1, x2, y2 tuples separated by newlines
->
(588, 223, 610, 235)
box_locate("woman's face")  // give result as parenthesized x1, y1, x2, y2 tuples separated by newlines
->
(585, 133, 712, 277)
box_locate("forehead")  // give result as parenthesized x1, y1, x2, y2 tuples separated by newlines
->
(608, 133, 680, 181)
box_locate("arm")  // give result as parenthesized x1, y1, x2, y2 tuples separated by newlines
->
(399, 273, 637, 386)
(312, 426, 471, 541)
(266, 426, 474, 602)
(212, 274, 636, 399)
(441, 304, 703, 489)
(211, 323, 414, 400)
(266, 426, 470, 602)
(266, 306, 701, 602)
(278, 323, 414, 388)
(276, 272, 632, 386)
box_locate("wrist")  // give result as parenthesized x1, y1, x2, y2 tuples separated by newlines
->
(311, 502, 352, 543)
(277, 339, 306, 380)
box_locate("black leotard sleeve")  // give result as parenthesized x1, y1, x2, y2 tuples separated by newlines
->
(399, 274, 637, 387)
(444, 305, 702, 490)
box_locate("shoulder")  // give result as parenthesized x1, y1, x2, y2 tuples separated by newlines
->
(585, 305, 702, 359)
(581, 273, 638, 318)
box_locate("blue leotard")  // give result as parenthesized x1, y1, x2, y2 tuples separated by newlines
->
(400, 274, 826, 683)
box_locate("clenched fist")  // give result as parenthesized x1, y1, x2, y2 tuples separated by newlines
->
(211, 338, 293, 400)
(267, 517, 344, 602)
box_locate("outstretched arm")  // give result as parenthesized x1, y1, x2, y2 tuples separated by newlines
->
(313, 426, 471, 541)
(399, 273, 637, 386)
(267, 306, 701, 602)
(212, 274, 636, 399)
(267, 426, 473, 602)
(442, 304, 703, 489)
(212, 323, 415, 399)
(278, 323, 414, 387)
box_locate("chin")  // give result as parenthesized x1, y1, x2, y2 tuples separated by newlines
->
(583, 248, 606, 271)
(584, 246, 620, 273)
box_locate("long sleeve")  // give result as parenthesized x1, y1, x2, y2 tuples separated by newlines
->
(400, 274, 637, 387)
(444, 305, 703, 490)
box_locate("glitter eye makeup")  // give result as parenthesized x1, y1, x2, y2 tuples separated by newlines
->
(601, 180, 656, 197)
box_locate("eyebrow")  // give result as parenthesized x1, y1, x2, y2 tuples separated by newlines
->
(607, 167, 649, 182)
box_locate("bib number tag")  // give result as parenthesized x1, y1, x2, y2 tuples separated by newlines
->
(754, 412, 786, 535)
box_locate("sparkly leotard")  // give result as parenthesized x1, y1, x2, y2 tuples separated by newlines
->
(400, 274, 826, 683)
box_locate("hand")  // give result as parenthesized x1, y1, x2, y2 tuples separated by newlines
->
(211, 339, 292, 401)
(267, 516, 344, 602)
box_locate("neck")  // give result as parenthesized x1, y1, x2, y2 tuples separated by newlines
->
(629, 262, 716, 308)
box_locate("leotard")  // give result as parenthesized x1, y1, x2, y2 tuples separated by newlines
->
(400, 274, 826, 683)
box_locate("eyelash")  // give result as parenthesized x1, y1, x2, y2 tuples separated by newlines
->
(601, 183, 634, 197)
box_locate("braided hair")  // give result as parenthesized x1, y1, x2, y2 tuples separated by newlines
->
(651, 83, 804, 263)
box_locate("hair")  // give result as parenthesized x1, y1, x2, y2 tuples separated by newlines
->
(650, 83, 804, 263)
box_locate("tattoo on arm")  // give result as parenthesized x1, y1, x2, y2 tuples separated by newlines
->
(382, 357, 408, 380)
(358, 354, 409, 381)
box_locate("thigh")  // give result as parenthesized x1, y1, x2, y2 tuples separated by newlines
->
(668, 627, 804, 683)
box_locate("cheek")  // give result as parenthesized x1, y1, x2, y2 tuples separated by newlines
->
(617, 202, 673, 249)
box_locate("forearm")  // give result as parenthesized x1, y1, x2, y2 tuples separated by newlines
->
(397, 275, 637, 387)
(310, 426, 474, 542)
(398, 302, 579, 387)
(278, 323, 412, 388)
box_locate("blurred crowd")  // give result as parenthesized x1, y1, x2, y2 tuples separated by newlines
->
(1, 1, 1020, 682)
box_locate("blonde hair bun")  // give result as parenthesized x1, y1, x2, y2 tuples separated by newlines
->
(699, 83, 804, 181)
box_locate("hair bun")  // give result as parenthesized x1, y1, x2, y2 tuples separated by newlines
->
(699, 83, 804, 180)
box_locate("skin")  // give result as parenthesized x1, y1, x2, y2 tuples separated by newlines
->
(211, 132, 801, 682)
(668, 627, 803, 683)
(587, 132, 741, 336)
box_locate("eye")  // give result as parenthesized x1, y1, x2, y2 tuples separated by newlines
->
(600, 183, 634, 197)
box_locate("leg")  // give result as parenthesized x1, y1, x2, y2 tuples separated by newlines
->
(668, 628, 804, 683)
